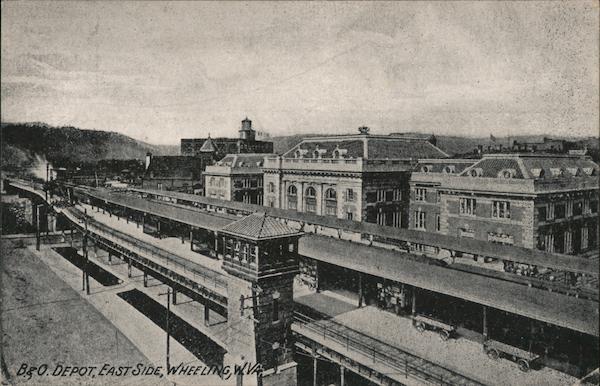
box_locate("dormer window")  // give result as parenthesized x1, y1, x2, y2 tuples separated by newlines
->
(295, 150, 301, 158)
(443, 165, 456, 174)
(499, 169, 516, 179)
(470, 168, 483, 177)
(421, 165, 431, 173)
(313, 150, 320, 159)
(332, 146, 348, 159)
(550, 168, 563, 177)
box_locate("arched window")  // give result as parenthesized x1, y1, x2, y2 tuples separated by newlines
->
(287, 185, 297, 210)
(324, 188, 337, 216)
(268, 182, 275, 193)
(313, 150, 320, 159)
(333, 150, 340, 159)
(305, 186, 317, 213)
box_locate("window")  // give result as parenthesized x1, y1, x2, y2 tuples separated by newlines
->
(436, 215, 441, 231)
(268, 199, 274, 208)
(492, 201, 511, 219)
(346, 189, 355, 201)
(459, 198, 476, 216)
(268, 182, 275, 193)
(333, 150, 340, 158)
(414, 210, 426, 229)
(385, 190, 394, 202)
(436, 191, 441, 203)
(377, 190, 385, 202)
(366, 192, 377, 203)
(393, 189, 401, 201)
(325, 188, 337, 216)
(392, 211, 402, 228)
(347, 211, 353, 221)
(538, 206, 547, 221)
(415, 188, 426, 201)
(305, 187, 317, 213)
(555, 203, 566, 219)
(592, 201, 599, 214)
(573, 201, 583, 216)
(287, 185, 297, 210)
(209, 177, 215, 186)
(157, 183, 163, 190)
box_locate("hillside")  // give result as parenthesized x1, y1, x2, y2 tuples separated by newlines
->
(1, 122, 178, 173)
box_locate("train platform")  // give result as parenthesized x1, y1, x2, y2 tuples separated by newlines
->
(77, 202, 225, 275)
(296, 292, 577, 386)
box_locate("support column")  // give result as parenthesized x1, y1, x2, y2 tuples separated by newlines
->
(312, 356, 317, 386)
(157, 220, 161, 237)
(172, 289, 177, 305)
(70, 227, 74, 247)
(482, 306, 488, 340)
(190, 230, 194, 251)
(358, 272, 364, 308)
(143, 270, 148, 287)
(127, 259, 132, 278)
(315, 261, 320, 293)
(411, 288, 416, 315)
(204, 298, 210, 326)
(108, 252, 112, 264)
(340, 365, 345, 386)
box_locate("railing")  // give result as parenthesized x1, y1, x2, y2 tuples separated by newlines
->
(66, 208, 228, 293)
(293, 312, 483, 386)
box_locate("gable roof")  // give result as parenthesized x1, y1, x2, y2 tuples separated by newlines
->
(216, 153, 271, 168)
(199, 137, 217, 153)
(219, 212, 302, 240)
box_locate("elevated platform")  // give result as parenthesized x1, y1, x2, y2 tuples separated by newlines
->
(128, 186, 598, 276)
(300, 235, 599, 336)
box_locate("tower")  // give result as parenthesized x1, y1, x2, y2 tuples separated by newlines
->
(239, 117, 256, 141)
(220, 212, 302, 386)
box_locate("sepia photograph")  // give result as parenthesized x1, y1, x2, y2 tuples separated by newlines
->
(1, 1, 599, 385)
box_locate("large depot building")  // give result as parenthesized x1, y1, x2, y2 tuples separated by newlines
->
(262, 127, 448, 227)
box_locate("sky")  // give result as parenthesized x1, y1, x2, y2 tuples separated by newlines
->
(1, 1, 598, 145)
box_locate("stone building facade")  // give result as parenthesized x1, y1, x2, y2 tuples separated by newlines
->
(409, 154, 599, 256)
(263, 129, 448, 227)
(203, 153, 272, 204)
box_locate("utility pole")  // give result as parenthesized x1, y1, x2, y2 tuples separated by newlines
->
(35, 204, 42, 251)
(82, 209, 90, 295)
(158, 288, 172, 370)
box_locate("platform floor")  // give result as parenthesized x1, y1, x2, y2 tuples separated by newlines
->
(296, 292, 577, 386)
(77, 203, 225, 274)
(35, 243, 236, 386)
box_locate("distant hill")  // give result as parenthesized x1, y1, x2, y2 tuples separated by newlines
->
(1, 122, 178, 172)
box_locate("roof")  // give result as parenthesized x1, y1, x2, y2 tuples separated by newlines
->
(199, 137, 217, 153)
(216, 153, 271, 168)
(219, 212, 301, 240)
(414, 159, 477, 174)
(146, 156, 211, 179)
(283, 135, 448, 160)
(459, 154, 599, 179)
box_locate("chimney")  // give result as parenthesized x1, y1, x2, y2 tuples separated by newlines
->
(145, 152, 152, 170)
